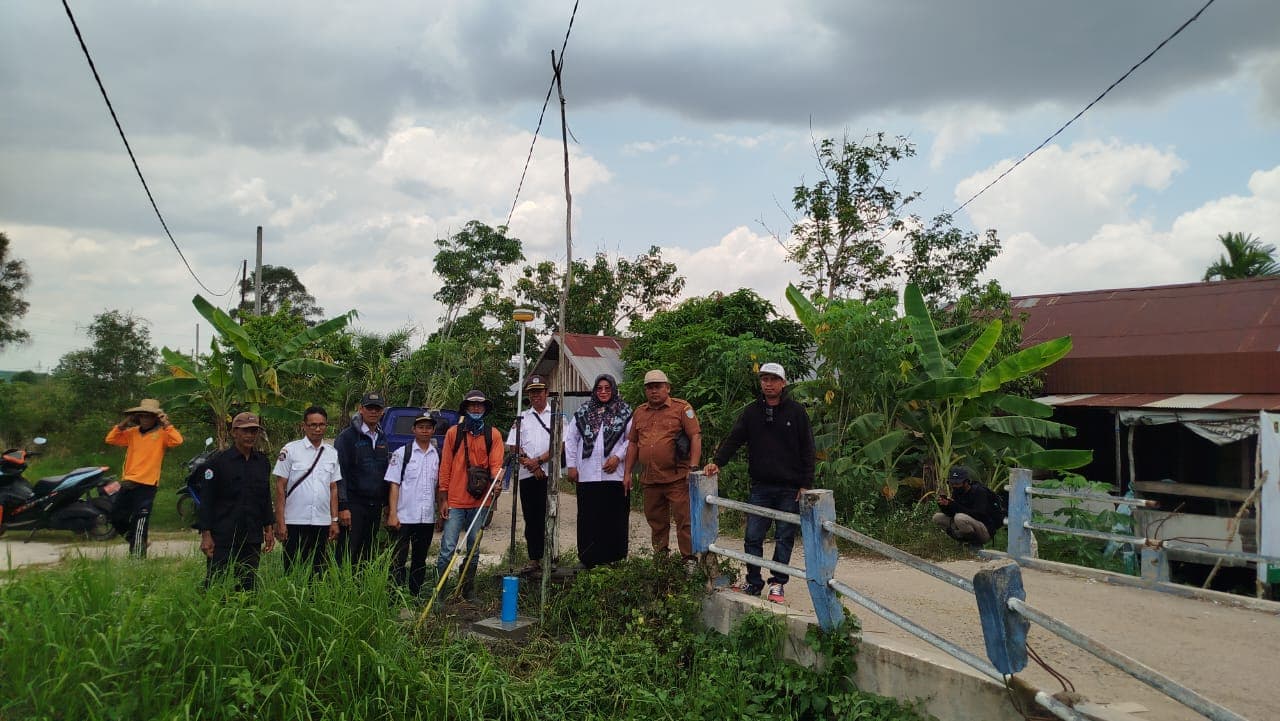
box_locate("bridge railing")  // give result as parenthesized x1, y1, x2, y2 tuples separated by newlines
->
(690, 470, 1252, 721)
(1004, 468, 1280, 587)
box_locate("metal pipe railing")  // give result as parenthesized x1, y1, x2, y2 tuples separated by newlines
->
(705, 495, 801, 525)
(1159, 539, 1280, 566)
(1007, 598, 1248, 721)
(822, 520, 974, 594)
(1016, 485, 1158, 508)
(1024, 521, 1147, 547)
(706, 543, 806, 581)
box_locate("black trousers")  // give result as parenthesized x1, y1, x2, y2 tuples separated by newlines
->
(111, 482, 156, 557)
(283, 524, 330, 576)
(205, 541, 261, 592)
(339, 502, 383, 567)
(577, 481, 629, 568)
(389, 522, 435, 596)
(518, 475, 547, 561)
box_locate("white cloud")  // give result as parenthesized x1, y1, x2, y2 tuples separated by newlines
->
(959, 140, 1186, 248)
(987, 164, 1280, 295)
(923, 104, 1009, 168)
(663, 226, 802, 314)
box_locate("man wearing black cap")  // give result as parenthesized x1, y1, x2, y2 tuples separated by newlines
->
(385, 410, 441, 596)
(933, 466, 1004, 547)
(506, 376, 555, 575)
(197, 412, 275, 591)
(334, 392, 391, 566)
(436, 389, 505, 598)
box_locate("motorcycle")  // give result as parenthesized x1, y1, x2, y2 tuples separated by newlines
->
(0, 438, 119, 540)
(175, 437, 216, 526)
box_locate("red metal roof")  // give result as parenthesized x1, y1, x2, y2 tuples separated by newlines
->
(562, 333, 626, 358)
(1013, 277, 1280, 396)
(1037, 393, 1280, 411)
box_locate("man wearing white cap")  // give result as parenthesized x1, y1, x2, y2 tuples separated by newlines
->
(704, 362, 814, 604)
(624, 369, 702, 561)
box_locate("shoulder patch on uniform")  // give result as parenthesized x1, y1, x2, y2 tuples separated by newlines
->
(685, 408, 695, 418)
(277, 450, 287, 462)
(203, 468, 214, 480)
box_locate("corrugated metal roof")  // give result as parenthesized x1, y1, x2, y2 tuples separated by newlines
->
(525, 333, 627, 396)
(1036, 393, 1280, 411)
(1012, 277, 1280, 395)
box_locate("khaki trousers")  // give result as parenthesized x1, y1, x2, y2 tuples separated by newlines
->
(642, 479, 692, 558)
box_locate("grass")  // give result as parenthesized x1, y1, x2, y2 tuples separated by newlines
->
(0, 552, 933, 721)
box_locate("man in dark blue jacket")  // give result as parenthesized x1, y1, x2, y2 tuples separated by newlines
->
(197, 412, 274, 591)
(334, 392, 390, 566)
(704, 362, 814, 604)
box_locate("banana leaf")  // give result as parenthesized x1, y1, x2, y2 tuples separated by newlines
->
(192, 295, 265, 365)
(966, 415, 1076, 439)
(857, 429, 909, 465)
(1016, 449, 1093, 470)
(992, 393, 1054, 419)
(785, 284, 820, 334)
(936, 322, 976, 348)
(978, 336, 1072, 392)
(903, 284, 946, 379)
(955, 320, 1002, 377)
(277, 358, 345, 378)
(159, 346, 196, 375)
(148, 376, 206, 396)
(905, 376, 980, 400)
(274, 309, 358, 361)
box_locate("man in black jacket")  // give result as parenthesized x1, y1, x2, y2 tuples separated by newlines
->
(333, 392, 390, 567)
(198, 412, 275, 591)
(704, 362, 814, 604)
(933, 466, 1003, 547)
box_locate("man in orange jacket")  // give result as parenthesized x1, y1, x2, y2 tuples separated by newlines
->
(105, 398, 184, 556)
(435, 389, 505, 598)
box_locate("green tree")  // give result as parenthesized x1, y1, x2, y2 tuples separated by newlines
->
(621, 289, 811, 452)
(151, 296, 355, 447)
(53, 310, 158, 413)
(433, 221, 525, 333)
(0, 232, 32, 349)
(235, 264, 324, 323)
(515, 246, 685, 335)
(1202, 232, 1279, 281)
(786, 134, 1001, 304)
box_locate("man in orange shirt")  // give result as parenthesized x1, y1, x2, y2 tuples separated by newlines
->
(105, 398, 184, 556)
(435, 389, 505, 598)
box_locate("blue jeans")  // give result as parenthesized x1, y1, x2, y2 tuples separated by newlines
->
(436, 506, 491, 580)
(744, 484, 800, 587)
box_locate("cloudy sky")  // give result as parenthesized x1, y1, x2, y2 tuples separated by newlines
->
(3, 1, 1279, 371)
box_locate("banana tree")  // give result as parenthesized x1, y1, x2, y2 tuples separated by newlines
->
(150, 295, 356, 446)
(897, 283, 1091, 490)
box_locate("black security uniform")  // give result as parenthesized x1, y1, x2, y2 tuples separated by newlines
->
(197, 446, 274, 590)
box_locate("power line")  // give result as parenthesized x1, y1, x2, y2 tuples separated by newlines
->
(952, 0, 1217, 215)
(60, 0, 237, 297)
(504, 0, 581, 230)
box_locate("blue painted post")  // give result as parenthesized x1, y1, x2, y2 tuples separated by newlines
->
(1007, 468, 1034, 559)
(973, 564, 1029, 674)
(800, 489, 845, 632)
(1141, 545, 1169, 584)
(689, 471, 719, 553)
(501, 576, 519, 623)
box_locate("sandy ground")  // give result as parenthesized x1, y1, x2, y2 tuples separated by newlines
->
(5, 489, 1276, 721)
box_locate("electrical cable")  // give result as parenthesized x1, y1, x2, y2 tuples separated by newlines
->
(952, 0, 1217, 215)
(60, 0, 236, 297)
(503, 0, 581, 230)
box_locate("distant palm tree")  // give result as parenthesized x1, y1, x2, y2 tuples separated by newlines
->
(1202, 232, 1280, 281)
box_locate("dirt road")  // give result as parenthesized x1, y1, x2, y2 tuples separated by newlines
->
(6, 489, 1276, 721)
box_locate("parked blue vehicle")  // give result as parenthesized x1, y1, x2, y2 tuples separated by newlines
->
(380, 407, 461, 454)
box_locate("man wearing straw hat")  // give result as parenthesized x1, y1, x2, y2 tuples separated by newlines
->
(105, 398, 184, 557)
(435, 389, 505, 599)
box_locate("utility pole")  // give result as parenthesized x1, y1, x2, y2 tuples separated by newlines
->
(254, 226, 263, 316)
(238, 259, 248, 322)
(194, 324, 200, 374)
(542, 48, 573, 618)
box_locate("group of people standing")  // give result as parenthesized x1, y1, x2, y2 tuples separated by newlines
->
(104, 361, 822, 603)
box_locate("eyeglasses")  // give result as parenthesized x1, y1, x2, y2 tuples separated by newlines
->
(305, 422, 328, 429)
(594, 385, 611, 392)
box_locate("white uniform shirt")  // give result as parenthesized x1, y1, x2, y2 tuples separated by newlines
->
(506, 406, 555, 480)
(565, 417, 632, 483)
(384, 441, 440, 523)
(273, 439, 341, 526)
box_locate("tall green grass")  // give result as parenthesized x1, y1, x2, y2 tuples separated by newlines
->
(1, 552, 931, 721)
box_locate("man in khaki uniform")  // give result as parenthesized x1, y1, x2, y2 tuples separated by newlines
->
(623, 369, 701, 560)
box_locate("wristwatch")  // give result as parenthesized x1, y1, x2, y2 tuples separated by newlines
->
(330, 517, 339, 524)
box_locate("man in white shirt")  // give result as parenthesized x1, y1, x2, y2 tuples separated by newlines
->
(506, 375, 555, 575)
(273, 406, 341, 575)
(385, 410, 441, 596)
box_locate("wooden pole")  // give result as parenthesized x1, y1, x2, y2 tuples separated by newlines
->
(542, 49, 573, 618)
(254, 226, 263, 316)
